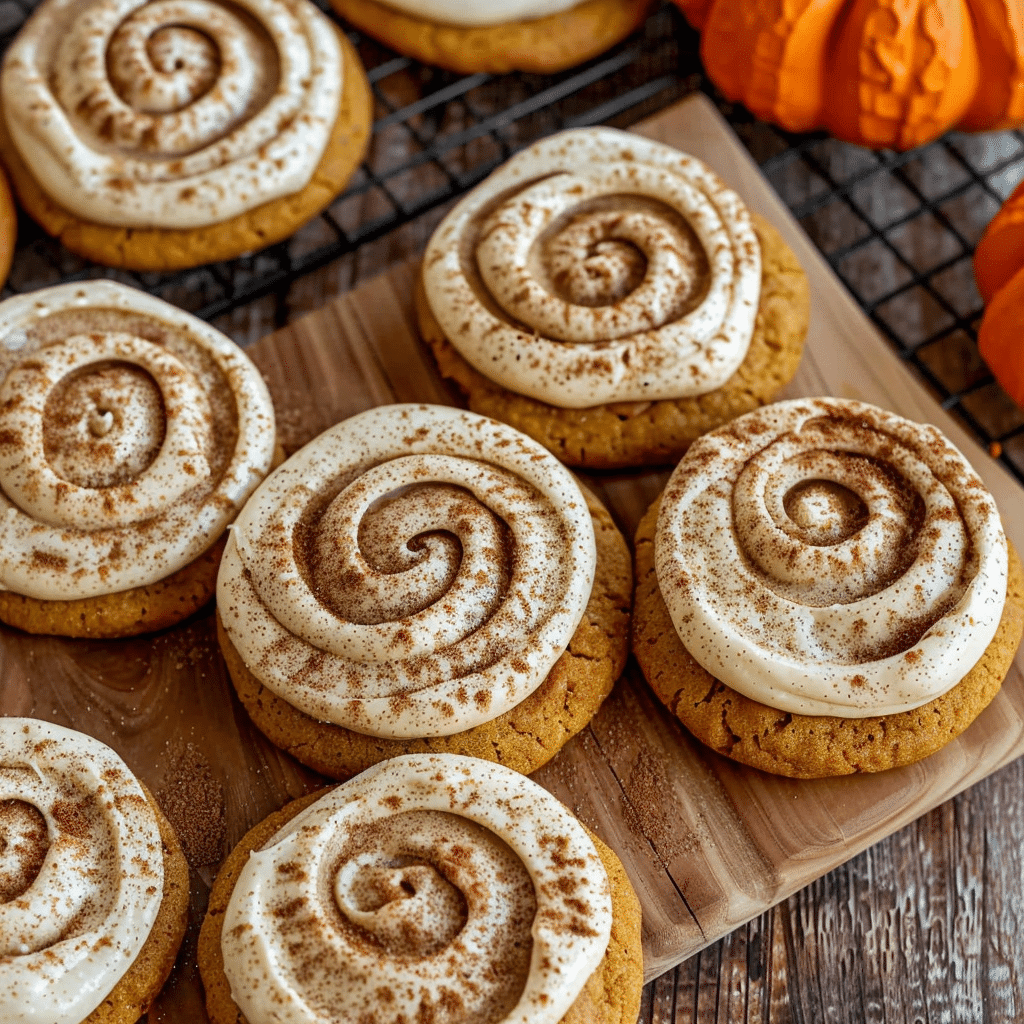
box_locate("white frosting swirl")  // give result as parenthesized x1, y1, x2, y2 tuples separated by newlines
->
(422, 126, 761, 408)
(0, 718, 164, 1024)
(1, 0, 342, 228)
(655, 398, 1009, 718)
(221, 754, 612, 1024)
(216, 404, 596, 738)
(375, 0, 581, 26)
(0, 280, 275, 600)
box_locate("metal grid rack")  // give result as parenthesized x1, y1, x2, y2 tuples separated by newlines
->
(745, 113, 1024, 486)
(1, 0, 1022, 484)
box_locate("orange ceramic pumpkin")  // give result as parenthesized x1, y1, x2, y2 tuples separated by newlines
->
(673, 0, 1024, 150)
(974, 179, 1024, 409)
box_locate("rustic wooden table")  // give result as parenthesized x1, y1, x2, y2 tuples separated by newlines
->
(2, 7, 1024, 1023)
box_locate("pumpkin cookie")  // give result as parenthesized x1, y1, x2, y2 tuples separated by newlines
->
(198, 754, 644, 1024)
(417, 127, 810, 469)
(330, 0, 654, 74)
(633, 398, 1024, 778)
(216, 404, 632, 779)
(0, 718, 190, 1024)
(0, 0, 371, 271)
(0, 281, 277, 638)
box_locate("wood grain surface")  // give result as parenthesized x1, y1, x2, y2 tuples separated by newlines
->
(1, 94, 1022, 1022)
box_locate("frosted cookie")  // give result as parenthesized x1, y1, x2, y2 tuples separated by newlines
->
(329, 0, 654, 74)
(216, 403, 632, 778)
(0, 717, 189, 1024)
(633, 397, 1024, 778)
(0, 0, 371, 272)
(417, 126, 810, 469)
(198, 753, 643, 1024)
(0, 281, 276, 638)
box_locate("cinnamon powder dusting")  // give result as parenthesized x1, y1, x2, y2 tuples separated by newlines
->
(155, 740, 225, 866)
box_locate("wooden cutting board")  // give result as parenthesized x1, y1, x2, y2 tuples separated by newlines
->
(2, 94, 1022, 1018)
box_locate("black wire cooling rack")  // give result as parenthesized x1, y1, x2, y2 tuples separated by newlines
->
(1, 1, 1022, 484)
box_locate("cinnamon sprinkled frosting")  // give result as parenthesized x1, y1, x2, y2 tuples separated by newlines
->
(1, 0, 342, 229)
(422, 126, 761, 407)
(0, 718, 164, 1024)
(655, 398, 1009, 718)
(216, 404, 596, 737)
(221, 754, 613, 1024)
(0, 281, 275, 600)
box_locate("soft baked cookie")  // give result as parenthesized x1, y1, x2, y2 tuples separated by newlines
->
(216, 403, 632, 778)
(0, 281, 277, 638)
(329, 0, 654, 74)
(0, 0, 371, 272)
(198, 754, 644, 1024)
(417, 127, 810, 469)
(633, 397, 1024, 778)
(0, 717, 189, 1024)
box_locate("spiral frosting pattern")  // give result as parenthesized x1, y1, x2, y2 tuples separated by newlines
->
(0, 718, 164, 1024)
(0, 281, 275, 601)
(1, 0, 342, 228)
(422, 126, 761, 408)
(216, 404, 596, 738)
(655, 398, 1009, 718)
(220, 754, 612, 1024)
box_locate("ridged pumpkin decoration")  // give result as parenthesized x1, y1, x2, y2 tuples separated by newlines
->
(975, 179, 1024, 409)
(673, 0, 1024, 150)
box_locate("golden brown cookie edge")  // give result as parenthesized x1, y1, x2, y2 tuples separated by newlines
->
(217, 486, 632, 778)
(0, 533, 227, 639)
(0, 28, 371, 272)
(330, 0, 655, 75)
(417, 213, 810, 469)
(84, 783, 190, 1024)
(631, 496, 1024, 779)
(199, 785, 642, 1024)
